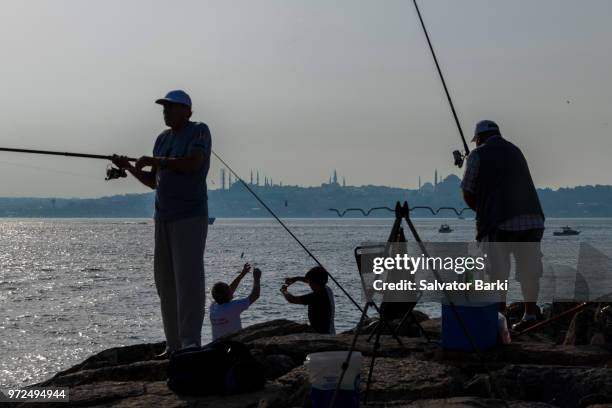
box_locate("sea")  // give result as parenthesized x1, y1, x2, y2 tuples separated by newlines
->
(1, 217, 610, 388)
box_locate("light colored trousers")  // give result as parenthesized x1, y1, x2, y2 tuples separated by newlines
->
(154, 216, 208, 351)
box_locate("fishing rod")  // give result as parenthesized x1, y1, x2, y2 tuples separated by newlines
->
(0, 147, 136, 180)
(212, 151, 364, 314)
(412, 0, 470, 167)
(1, 144, 364, 312)
(514, 290, 612, 338)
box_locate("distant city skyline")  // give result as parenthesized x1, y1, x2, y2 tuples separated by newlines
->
(1, 1, 611, 198)
(214, 167, 448, 191)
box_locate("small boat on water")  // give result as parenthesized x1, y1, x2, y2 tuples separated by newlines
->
(438, 224, 453, 233)
(553, 226, 580, 236)
(208, 217, 216, 225)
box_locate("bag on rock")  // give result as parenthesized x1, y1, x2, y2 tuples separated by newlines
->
(167, 340, 265, 395)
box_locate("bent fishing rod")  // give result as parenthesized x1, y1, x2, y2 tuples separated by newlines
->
(412, 0, 469, 167)
(0, 147, 135, 180)
(0, 145, 364, 313)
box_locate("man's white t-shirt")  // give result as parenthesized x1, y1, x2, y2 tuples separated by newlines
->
(210, 298, 251, 341)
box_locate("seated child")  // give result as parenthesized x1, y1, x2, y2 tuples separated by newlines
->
(280, 266, 335, 334)
(210, 263, 261, 341)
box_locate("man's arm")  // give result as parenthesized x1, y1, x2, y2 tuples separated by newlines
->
(460, 151, 479, 211)
(229, 263, 250, 295)
(248, 268, 262, 304)
(280, 285, 306, 305)
(284, 276, 307, 285)
(135, 150, 204, 174)
(112, 156, 156, 189)
(128, 167, 156, 189)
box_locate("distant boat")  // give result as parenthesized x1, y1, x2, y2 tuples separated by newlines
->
(438, 224, 453, 233)
(553, 226, 580, 236)
(208, 217, 216, 225)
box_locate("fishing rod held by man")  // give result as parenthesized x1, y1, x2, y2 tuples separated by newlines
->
(0, 146, 137, 181)
(412, 0, 470, 167)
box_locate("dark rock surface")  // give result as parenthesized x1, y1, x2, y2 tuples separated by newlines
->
(12, 317, 612, 408)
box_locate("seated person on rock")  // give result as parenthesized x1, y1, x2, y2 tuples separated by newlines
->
(210, 263, 261, 341)
(280, 266, 336, 334)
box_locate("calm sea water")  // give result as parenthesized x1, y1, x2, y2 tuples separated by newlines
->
(1, 217, 610, 388)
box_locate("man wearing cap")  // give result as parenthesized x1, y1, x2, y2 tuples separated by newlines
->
(461, 120, 545, 332)
(113, 90, 211, 355)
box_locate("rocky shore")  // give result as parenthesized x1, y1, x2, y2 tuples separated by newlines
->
(10, 315, 612, 408)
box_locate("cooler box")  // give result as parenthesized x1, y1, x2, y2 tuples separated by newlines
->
(442, 302, 498, 351)
(304, 351, 362, 408)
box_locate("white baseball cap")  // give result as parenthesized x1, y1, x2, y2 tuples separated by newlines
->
(472, 120, 500, 141)
(155, 90, 192, 107)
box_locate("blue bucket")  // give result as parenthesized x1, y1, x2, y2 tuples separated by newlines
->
(310, 388, 359, 408)
(442, 302, 498, 351)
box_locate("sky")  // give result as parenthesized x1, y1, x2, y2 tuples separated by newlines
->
(0, 0, 610, 197)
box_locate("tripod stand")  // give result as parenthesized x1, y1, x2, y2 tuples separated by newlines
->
(365, 217, 430, 344)
(329, 201, 429, 407)
(330, 200, 488, 407)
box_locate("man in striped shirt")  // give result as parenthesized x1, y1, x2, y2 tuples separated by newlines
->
(461, 120, 545, 332)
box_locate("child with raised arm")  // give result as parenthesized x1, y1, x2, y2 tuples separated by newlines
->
(281, 266, 335, 334)
(210, 263, 261, 341)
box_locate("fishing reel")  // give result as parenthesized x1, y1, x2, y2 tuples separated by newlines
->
(105, 164, 127, 181)
(453, 150, 466, 168)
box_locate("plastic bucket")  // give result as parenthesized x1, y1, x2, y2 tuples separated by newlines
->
(304, 351, 362, 408)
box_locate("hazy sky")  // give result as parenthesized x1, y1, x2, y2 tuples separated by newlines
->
(0, 0, 610, 197)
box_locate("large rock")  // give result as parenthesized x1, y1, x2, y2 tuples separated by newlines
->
(38, 360, 168, 387)
(269, 357, 464, 404)
(344, 311, 432, 338)
(15, 381, 291, 408)
(47, 342, 166, 379)
(261, 354, 298, 380)
(485, 364, 612, 407)
(222, 319, 313, 343)
(16, 317, 612, 408)
(367, 397, 556, 407)
(249, 333, 428, 362)
(437, 342, 611, 368)
(363, 358, 464, 402)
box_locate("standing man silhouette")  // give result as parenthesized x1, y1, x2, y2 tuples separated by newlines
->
(113, 90, 211, 355)
(461, 120, 545, 332)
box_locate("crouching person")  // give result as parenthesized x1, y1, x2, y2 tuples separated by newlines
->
(281, 266, 336, 334)
(210, 263, 261, 341)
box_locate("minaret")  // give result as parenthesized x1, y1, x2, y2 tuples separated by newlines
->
(328, 176, 332, 184)
(419, 176, 422, 190)
(333, 169, 338, 185)
(220, 168, 226, 190)
(342, 176, 346, 187)
(228, 173, 233, 188)
(256, 170, 260, 186)
(270, 178, 273, 186)
(250, 170, 253, 185)
(434, 169, 438, 188)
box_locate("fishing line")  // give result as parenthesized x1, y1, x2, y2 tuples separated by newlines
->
(211, 150, 364, 313)
(0, 160, 101, 181)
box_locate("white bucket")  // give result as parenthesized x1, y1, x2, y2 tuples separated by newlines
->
(304, 351, 362, 390)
